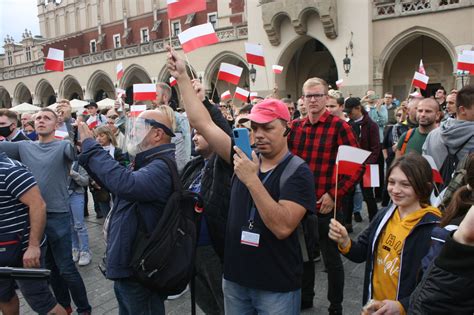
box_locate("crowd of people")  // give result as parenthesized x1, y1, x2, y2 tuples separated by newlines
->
(0, 45, 473, 315)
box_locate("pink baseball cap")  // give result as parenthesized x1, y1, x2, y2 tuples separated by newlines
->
(240, 99, 291, 124)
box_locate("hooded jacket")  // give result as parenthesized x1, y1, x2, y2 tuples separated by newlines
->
(422, 119, 474, 169)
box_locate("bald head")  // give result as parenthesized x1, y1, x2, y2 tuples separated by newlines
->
(139, 110, 173, 143)
(407, 97, 422, 122)
(416, 98, 440, 128)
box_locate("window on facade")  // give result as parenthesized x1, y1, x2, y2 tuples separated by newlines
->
(7, 51, 13, 65)
(90, 40, 97, 53)
(141, 28, 149, 43)
(208, 13, 218, 30)
(113, 34, 121, 48)
(26, 47, 32, 61)
(172, 21, 181, 36)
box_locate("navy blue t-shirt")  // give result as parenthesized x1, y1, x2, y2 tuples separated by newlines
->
(223, 154, 316, 292)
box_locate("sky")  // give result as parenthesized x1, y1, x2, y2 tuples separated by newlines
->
(0, 0, 41, 54)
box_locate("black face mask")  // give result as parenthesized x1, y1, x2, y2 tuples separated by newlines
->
(0, 125, 12, 138)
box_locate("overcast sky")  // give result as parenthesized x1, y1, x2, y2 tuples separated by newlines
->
(0, 0, 40, 53)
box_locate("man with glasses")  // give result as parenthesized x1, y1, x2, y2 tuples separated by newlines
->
(288, 78, 362, 314)
(384, 92, 398, 125)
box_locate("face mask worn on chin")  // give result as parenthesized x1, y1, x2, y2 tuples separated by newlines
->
(0, 126, 13, 138)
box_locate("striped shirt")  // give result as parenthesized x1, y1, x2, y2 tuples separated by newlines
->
(0, 153, 39, 250)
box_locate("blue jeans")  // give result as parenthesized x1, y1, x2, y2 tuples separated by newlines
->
(69, 192, 90, 253)
(45, 212, 91, 313)
(353, 184, 363, 214)
(114, 278, 166, 315)
(223, 279, 300, 315)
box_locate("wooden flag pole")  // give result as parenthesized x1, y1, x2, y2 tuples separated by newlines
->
(184, 54, 196, 81)
(333, 163, 339, 220)
(210, 71, 220, 102)
(263, 66, 271, 96)
(168, 20, 173, 47)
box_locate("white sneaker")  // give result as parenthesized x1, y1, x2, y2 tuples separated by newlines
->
(78, 251, 92, 266)
(167, 285, 189, 300)
(72, 249, 80, 262)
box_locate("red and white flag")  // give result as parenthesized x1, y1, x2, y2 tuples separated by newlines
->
(423, 155, 444, 184)
(86, 116, 99, 129)
(133, 84, 156, 101)
(130, 105, 147, 117)
(54, 130, 69, 140)
(234, 87, 250, 102)
(169, 76, 177, 87)
(116, 88, 126, 98)
(249, 92, 258, 101)
(457, 51, 474, 72)
(116, 62, 124, 81)
(167, 0, 206, 19)
(418, 59, 426, 75)
(178, 23, 219, 54)
(363, 164, 380, 188)
(245, 43, 265, 67)
(272, 65, 283, 74)
(336, 79, 344, 88)
(221, 90, 231, 100)
(45, 48, 64, 72)
(336, 145, 371, 176)
(412, 71, 429, 90)
(218, 63, 243, 85)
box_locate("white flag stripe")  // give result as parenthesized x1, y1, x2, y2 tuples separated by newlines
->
(336, 145, 372, 164)
(131, 105, 147, 112)
(178, 23, 215, 44)
(133, 84, 155, 93)
(370, 165, 380, 187)
(245, 43, 264, 56)
(272, 65, 283, 71)
(167, 0, 179, 3)
(413, 72, 429, 83)
(47, 48, 64, 61)
(462, 50, 474, 56)
(458, 53, 474, 63)
(54, 130, 68, 139)
(219, 63, 243, 77)
(422, 155, 438, 171)
(235, 87, 250, 97)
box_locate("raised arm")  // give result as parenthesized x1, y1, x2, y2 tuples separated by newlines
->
(167, 46, 232, 164)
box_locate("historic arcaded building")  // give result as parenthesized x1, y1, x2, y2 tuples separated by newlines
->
(0, 0, 473, 108)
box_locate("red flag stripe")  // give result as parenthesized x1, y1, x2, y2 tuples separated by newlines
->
(178, 23, 219, 54)
(337, 161, 362, 176)
(218, 72, 241, 85)
(246, 54, 266, 67)
(167, 0, 206, 19)
(45, 59, 64, 72)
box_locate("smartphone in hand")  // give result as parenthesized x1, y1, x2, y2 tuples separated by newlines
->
(233, 128, 253, 159)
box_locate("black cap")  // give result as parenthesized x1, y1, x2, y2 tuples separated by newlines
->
(84, 101, 98, 109)
(343, 97, 361, 113)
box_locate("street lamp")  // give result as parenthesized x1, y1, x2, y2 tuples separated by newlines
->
(343, 48, 351, 75)
(249, 65, 257, 84)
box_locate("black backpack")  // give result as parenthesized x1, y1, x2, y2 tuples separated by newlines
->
(130, 156, 202, 295)
(439, 136, 472, 189)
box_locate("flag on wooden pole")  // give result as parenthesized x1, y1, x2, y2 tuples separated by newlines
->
(167, 0, 206, 19)
(272, 65, 283, 74)
(116, 62, 124, 81)
(363, 164, 380, 187)
(234, 87, 250, 102)
(177, 23, 219, 54)
(217, 63, 243, 85)
(245, 43, 266, 67)
(45, 48, 64, 72)
(133, 84, 156, 101)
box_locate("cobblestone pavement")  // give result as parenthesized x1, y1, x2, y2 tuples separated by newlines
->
(20, 200, 369, 314)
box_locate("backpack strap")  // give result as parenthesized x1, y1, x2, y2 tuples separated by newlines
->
(400, 128, 415, 155)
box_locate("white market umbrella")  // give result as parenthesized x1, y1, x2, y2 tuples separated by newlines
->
(10, 102, 41, 114)
(47, 103, 59, 111)
(70, 99, 89, 112)
(97, 98, 116, 109)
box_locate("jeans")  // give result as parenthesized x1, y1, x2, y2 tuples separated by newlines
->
(353, 184, 363, 214)
(69, 192, 90, 253)
(114, 278, 166, 315)
(223, 279, 300, 315)
(45, 212, 91, 313)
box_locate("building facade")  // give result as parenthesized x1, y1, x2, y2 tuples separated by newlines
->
(0, 0, 473, 108)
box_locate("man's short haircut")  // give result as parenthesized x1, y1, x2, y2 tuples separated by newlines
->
(59, 99, 70, 105)
(238, 104, 253, 115)
(302, 77, 328, 94)
(0, 109, 18, 123)
(38, 108, 58, 120)
(456, 84, 474, 109)
(384, 92, 393, 97)
(437, 87, 447, 95)
(281, 98, 293, 105)
(328, 89, 343, 100)
(157, 82, 172, 99)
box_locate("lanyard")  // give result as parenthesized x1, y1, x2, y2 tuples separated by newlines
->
(247, 152, 291, 230)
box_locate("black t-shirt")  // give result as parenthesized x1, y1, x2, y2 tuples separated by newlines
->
(223, 153, 316, 292)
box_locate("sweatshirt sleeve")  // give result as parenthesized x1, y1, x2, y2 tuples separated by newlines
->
(0, 142, 21, 160)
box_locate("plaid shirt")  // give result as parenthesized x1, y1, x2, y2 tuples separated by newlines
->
(288, 111, 363, 211)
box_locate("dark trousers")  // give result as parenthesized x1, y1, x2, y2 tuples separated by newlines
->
(362, 187, 378, 222)
(375, 148, 385, 199)
(301, 212, 344, 313)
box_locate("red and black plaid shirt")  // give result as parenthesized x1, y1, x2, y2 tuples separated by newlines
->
(288, 111, 363, 211)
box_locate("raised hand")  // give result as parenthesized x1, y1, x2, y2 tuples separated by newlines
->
(166, 46, 187, 80)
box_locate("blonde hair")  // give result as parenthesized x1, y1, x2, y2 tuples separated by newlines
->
(328, 89, 343, 100)
(59, 99, 70, 105)
(157, 105, 177, 132)
(94, 125, 117, 147)
(302, 77, 328, 94)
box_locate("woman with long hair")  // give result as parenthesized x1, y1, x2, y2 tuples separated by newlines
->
(329, 153, 442, 314)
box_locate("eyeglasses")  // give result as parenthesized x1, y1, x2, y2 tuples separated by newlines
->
(304, 94, 326, 100)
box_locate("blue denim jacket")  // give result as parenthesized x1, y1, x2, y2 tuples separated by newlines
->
(79, 138, 175, 279)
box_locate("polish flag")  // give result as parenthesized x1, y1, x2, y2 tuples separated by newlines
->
(423, 155, 444, 184)
(167, 0, 206, 19)
(221, 90, 231, 100)
(54, 130, 69, 140)
(412, 71, 429, 90)
(418, 59, 426, 75)
(457, 51, 474, 72)
(217, 63, 243, 85)
(169, 76, 177, 87)
(86, 116, 99, 129)
(336, 79, 344, 88)
(116, 62, 124, 81)
(249, 92, 258, 101)
(116, 88, 126, 98)
(234, 87, 250, 102)
(336, 145, 371, 176)
(44, 48, 64, 72)
(363, 164, 380, 188)
(178, 23, 219, 54)
(272, 65, 283, 74)
(245, 43, 266, 67)
(130, 105, 147, 117)
(133, 84, 156, 101)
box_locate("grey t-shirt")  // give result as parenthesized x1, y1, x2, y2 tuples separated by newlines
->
(0, 140, 75, 213)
